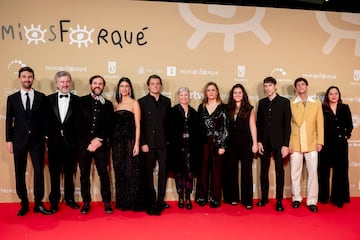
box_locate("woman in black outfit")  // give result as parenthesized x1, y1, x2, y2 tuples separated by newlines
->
(223, 84, 258, 209)
(196, 82, 228, 208)
(168, 87, 200, 210)
(319, 86, 353, 208)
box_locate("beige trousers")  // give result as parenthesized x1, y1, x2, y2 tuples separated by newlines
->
(290, 151, 318, 206)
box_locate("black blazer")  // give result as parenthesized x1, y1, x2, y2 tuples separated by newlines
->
(46, 92, 80, 150)
(138, 93, 171, 149)
(323, 103, 353, 146)
(76, 94, 113, 148)
(6, 90, 47, 149)
(256, 94, 291, 149)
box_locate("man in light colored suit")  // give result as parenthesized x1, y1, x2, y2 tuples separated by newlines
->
(289, 77, 324, 213)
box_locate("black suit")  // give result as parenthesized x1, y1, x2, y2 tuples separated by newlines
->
(46, 92, 79, 205)
(319, 103, 353, 206)
(256, 94, 291, 201)
(6, 90, 47, 205)
(76, 94, 113, 203)
(138, 93, 171, 209)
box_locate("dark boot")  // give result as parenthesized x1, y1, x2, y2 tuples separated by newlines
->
(178, 193, 184, 209)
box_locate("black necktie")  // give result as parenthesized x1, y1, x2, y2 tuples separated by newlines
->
(25, 92, 30, 113)
(59, 94, 68, 98)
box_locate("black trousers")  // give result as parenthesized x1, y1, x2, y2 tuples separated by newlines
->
(142, 147, 167, 209)
(197, 140, 222, 203)
(13, 139, 45, 205)
(78, 146, 111, 203)
(223, 144, 253, 206)
(319, 139, 350, 205)
(259, 146, 284, 201)
(48, 137, 77, 204)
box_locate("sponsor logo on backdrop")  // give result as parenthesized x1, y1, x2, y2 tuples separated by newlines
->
(352, 114, 360, 128)
(8, 59, 27, 75)
(1, 21, 149, 49)
(316, 12, 360, 57)
(189, 90, 203, 100)
(45, 65, 88, 73)
(351, 70, 360, 85)
(178, 4, 271, 52)
(166, 66, 176, 77)
(137, 66, 163, 75)
(108, 61, 117, 74)
(301, 73, 336, 80)
(234, 65, 248, 82)
(271, 67, 291, 82)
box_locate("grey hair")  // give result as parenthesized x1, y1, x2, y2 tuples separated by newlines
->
(177, 86, 190, 96)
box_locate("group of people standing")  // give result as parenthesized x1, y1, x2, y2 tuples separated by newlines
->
(5, 66, 353, 217)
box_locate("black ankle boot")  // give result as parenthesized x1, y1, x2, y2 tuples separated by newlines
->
(178, 195, 184, 209)
(185, 194, 192, 210)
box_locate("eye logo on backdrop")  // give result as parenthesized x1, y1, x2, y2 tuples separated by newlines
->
(178, 4, 271, 52)
(316, 12, 360, 57)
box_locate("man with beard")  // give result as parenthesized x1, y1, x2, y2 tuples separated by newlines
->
(76, 75, 113, 214)
(6, 66, 52, 216)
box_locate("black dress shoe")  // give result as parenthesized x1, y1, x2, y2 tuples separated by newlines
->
(245, 205, 253, 210)
(178, 198, 184, 209)
(80, 202, 90, 214)
(50, 203, 59, 213)
(275, 200, 284, 212)
(146, 206, 161, 216)
(66, 200, 80, 209)
(158, 201, 170, 209)
(104, 202, 113, 214)
(17, 205, 29, 216)
(307, 205, 318, 213)
(185, 199, 192, 210)
(210, 200, 220, 208)
(256, 199, 269, 207)
(197, 198, 207, 207)
(292, 201, 301, 208)
(34, 204, 52, 215)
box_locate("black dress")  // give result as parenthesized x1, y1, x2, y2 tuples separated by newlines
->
(112, 110, 144, 211)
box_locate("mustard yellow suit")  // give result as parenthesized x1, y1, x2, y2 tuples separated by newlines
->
(290, 96, 324, 205)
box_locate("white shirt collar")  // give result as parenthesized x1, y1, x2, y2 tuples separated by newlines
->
(293, 95, 316, 104)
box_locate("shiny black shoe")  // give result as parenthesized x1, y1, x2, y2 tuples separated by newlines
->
(178, 198, 184, 209)
(256, 199, 269, 207)
(50, 203, 59, 213)
(158, 201, 170, 209)
(104, 202, 113, 214)
(210, 200, 220, 208)
(66, 200, 80, 209)
(197, 198, 207, 207)
(185, 199, 192, 210)
(245, 205, 253, 210)
(307, 205, 318, 213)
(275, 200, 284, 212)
(17, 205, 29, 216)
(80, 202, 90, 214)
(292, 201, 301, 209)
(34, 203, 52, 215)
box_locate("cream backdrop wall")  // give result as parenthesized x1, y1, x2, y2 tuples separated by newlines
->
(0, 0, 359, 202)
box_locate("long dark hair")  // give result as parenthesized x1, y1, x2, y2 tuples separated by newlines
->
(227, 83, 253, 118)
(115, 77, 135, 103)
(323, 85, 342, 113)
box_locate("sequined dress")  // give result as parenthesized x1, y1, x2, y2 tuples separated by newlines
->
(112, 110, 144, 211)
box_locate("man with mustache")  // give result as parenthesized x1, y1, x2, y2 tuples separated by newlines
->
(76, 75, 113, 214)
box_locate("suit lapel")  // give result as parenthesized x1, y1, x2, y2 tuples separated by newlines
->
(50, 94, 61, 122)
(63, 94, 74, 123)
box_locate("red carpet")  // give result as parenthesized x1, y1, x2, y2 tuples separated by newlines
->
(1, 198, 359, 240)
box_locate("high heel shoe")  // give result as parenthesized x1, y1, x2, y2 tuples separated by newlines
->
(186, 194, 192, 210)
(178, 198, 184, 209)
